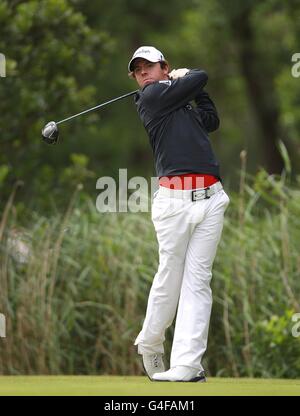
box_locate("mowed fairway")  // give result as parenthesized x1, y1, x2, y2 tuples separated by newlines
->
(0, 376, 299, 396)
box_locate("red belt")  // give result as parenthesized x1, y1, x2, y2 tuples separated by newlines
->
(159, 174, 219, 190)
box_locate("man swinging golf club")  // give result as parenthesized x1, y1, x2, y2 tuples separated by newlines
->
(128, 46, 230, 382)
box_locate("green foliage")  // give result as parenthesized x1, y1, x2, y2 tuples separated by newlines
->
(0, 165, 10, 185)
(60, 153, 95, 186)
(0, 0, 111, 208)
(254, 310, 300, 378)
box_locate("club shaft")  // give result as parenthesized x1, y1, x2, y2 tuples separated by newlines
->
(56, 90, 138, 125)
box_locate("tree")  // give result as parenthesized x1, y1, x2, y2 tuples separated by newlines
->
(0, 0, 111, 207)
(216, 0, 298, 174)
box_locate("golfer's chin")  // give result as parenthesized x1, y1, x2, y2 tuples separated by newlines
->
(143, 79, 154, 86)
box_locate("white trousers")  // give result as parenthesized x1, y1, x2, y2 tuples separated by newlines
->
(134, 185, 230, 371)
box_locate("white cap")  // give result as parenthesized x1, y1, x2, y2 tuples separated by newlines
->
(128, 46, 165, 72)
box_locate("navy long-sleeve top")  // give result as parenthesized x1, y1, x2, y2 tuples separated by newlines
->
(134, 69, 221, 180)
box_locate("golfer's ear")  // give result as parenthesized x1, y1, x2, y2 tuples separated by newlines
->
(163, 65, 170, 76)
(128, 71, 136, 79)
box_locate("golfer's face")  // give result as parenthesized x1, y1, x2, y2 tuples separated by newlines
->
(133, 59, 169, 87)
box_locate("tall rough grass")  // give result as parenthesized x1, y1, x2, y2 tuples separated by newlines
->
(210, 151, 300, 378)
(0, 156, 299, 377)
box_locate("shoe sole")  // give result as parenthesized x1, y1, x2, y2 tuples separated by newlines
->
(180, 376, 206, 383)
(142, 361, 154, 382)
(153, 374, 207, 383)
(154, 378, 206, 383)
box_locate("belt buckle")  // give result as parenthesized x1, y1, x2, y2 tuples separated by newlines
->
(191, 187, 211, 201)
(204, 187, 211, 199)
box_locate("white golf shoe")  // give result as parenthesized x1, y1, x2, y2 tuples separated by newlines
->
(142, 353, 165, 380)
(152, 365, 206, 382)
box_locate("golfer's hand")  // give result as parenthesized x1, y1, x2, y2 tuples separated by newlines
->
(168, 68, 190, 80)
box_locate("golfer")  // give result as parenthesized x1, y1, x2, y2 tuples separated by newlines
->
(128, 46, 230, 382)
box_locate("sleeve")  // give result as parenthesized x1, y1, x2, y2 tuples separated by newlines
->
(194, 90, 220, 132)
(141, 69, 208, 115)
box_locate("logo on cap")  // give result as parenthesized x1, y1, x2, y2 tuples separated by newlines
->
(134, 48, 151, 56)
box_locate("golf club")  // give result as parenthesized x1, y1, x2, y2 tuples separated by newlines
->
(42, 90, 138, 144)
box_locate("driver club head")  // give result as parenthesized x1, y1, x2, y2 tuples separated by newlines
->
(42, 121, 59, 145)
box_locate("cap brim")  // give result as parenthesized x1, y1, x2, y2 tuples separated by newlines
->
(128, 56, 161, 72)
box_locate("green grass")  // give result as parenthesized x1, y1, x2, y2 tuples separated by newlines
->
(0, 376, 299, 396)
